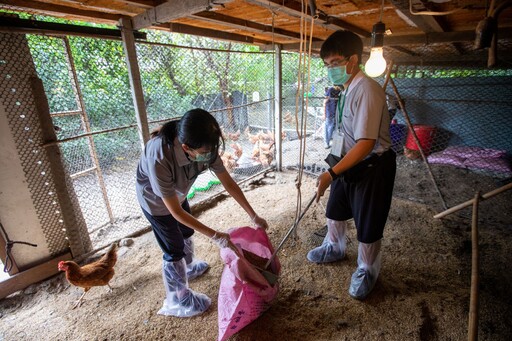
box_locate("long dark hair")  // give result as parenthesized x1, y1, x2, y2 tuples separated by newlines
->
(152, 108, 224, 162)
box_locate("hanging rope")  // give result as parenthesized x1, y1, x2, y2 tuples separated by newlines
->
(291, 0, 317, 236)
(0, 221, 38, 273)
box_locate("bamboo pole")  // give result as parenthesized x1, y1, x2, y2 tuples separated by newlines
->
(388, 76, 448, 210)
(468, 191, 481, 341)
(64, 37, 115, 224)
(382, 60, 394, 92)
(434, 182, 512, 219)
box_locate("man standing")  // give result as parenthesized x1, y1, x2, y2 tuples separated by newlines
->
(308, 30, 396, 300)
(324, 86, 341, 149)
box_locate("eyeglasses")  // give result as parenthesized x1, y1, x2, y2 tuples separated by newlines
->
(324, 56, 349, 69)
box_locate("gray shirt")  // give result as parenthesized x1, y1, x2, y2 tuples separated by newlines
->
(136, 136, 226, 216)
(338, 71, 392, 156)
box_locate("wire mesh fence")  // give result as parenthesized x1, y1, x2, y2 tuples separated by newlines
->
(2, 11, 512, 259)
(26, 34, 147, 248)
(22, 31, 283, 250)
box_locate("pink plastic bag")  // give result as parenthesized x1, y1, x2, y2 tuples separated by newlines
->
(217, 226, 280, 341)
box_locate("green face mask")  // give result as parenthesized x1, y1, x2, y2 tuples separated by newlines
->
(328, 65, 350, 85)
(191, 151, 212, 162)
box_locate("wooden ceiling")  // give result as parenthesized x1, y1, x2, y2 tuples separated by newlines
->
(2, 0, 512, 66)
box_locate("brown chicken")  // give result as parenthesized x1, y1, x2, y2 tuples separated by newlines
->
(58, 242, 118, 309)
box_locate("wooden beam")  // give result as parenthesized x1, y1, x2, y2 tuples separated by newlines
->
(390, 0, 466, 54)
(245, 0, 370, 37)
(119, 17, 150, 148)
(167, 22, 267, 45)
(390, 0, 446, 34)
(117, 0, 157, 9)
(272, 27, 512, 52)
(191, 11, 317, 41)
(132, 0, 233, 30)
(382, 28, 512, 46)
(0, 252, 72, 300)
(0, 16, 146, 40)
(1, 0, 121, 23)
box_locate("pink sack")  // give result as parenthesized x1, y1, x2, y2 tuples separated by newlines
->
(218, 226, 280, 341)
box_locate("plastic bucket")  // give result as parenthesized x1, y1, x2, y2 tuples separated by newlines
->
(405, 125, 436, 157)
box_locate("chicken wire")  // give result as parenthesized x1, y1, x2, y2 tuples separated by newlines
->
(4, 10, 512, 255)
(292, 45, 512, 218)
(20, 31, 281, 250)
(136, 38, 277, 198)
(26, 34, 146, 249)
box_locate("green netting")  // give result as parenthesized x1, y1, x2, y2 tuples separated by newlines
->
(187, 178, 222, 200)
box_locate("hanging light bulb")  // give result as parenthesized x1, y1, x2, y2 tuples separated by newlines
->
(365, 47, 387, 77)
(365, 21, 387, 77)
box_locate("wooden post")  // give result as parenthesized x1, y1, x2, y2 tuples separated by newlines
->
(274, 44, 283, 171)
(31, 77, 92, 256)
(119, 17, 150, 149)
(63, 37, 114, 224)
(434, 182, 512, 219)
(468, 191, 481, 341)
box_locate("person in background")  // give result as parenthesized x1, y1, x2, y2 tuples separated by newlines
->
(136, 108, 268, 317)
(324, 85, 341, 149)
(308, 30, 396, 300)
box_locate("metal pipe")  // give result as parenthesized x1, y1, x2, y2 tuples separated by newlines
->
(264, 193, 316, 269)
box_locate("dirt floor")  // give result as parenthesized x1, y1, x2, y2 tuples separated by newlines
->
(1, 166, 512, 341)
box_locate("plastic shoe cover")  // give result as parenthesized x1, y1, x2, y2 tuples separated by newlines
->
(307, 219, 347, 263)
(186, 260, 209, 280)
(348, 240, 382, 300)
(184, 238, 209, 280)
(158, 259, 211, 317)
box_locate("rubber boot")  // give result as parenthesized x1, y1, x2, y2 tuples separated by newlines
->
(307, 219, 347, 263)
(158, 259, 211, 317)
(184, 237, 209, 280)
(348, 239, 382, 300)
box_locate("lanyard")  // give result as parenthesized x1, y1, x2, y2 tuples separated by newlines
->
(336, 85, 349, 129)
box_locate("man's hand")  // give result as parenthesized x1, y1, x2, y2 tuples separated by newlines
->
(316, 171, 333, 202)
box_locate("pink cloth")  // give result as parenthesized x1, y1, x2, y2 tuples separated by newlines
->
(427, 153, 465, 168)
(464, 157, 512, 174)
(442, 146, 507, 159)
(427, 146, 511, 175)
(218, 226, 280, 341)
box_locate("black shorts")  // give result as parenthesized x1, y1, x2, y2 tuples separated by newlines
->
(326, 150, 396, 243)
(141, 200, 195, 262)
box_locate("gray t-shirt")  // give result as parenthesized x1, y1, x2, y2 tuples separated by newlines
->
(136, 136, 226, 216)
(338, 71, 391, 156)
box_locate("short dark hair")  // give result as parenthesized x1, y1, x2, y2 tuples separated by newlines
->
(320, 30, 363, 64)
(157, 108, 224, 162)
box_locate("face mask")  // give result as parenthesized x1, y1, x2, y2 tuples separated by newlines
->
(328, 65, 350, 85)
(191, 151, 212, 162)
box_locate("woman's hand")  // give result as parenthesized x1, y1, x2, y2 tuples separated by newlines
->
(211, 231, 230, 248)
(316, 171, 333, 202)
(252, 214, 269, 229)
(211, 231, 240, 255)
